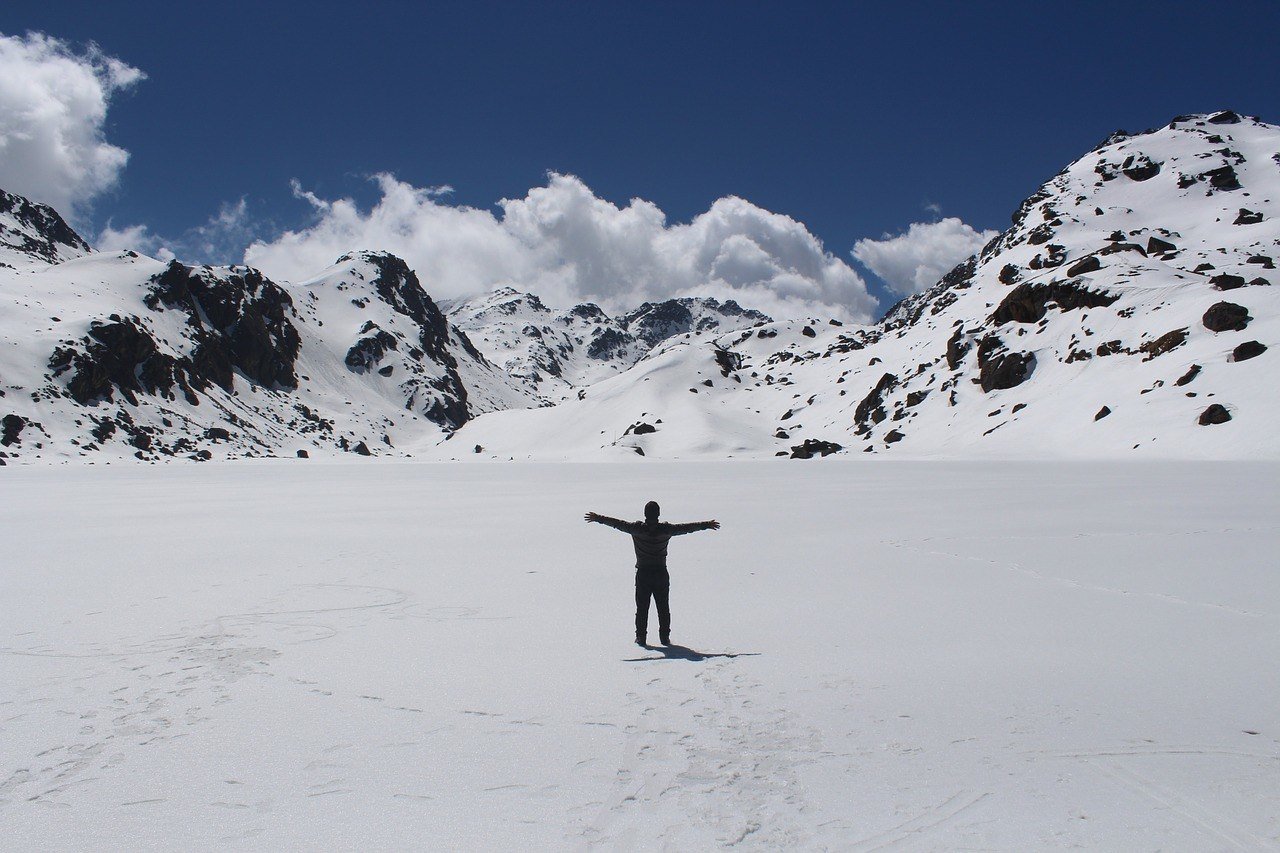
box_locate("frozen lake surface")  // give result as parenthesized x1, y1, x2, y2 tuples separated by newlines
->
(2, 461, 1277, 849)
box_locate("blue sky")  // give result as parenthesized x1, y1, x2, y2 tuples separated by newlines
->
(2, 1, 1277, 316)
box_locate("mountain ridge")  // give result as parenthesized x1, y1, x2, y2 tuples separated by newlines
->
(1, 110, 1274, 462)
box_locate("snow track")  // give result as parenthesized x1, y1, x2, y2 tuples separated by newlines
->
(2, 460, 1277, 849)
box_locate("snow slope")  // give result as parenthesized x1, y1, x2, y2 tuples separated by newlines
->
(440, 111, 1279, 460)
(2, 461, 1277, 848)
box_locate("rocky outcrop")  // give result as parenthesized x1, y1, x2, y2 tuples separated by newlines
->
(990, 281, 1118, 325)
(976, 336, 1035, 392)
(1202, 302, 1250, 332)
(146, 261, 301, 390)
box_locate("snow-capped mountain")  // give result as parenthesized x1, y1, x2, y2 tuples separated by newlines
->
(448, 287, 770, 400)
(434, 111, 1277, 460)
(2, 110, 1275, 463)
(0, 236, 534, 461)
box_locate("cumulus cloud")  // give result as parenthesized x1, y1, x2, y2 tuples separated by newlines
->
(0, 32, 144, 220)
(244, 172, 877, 322)
(97, 198, 255, 264)
(852, 217, 999, 298)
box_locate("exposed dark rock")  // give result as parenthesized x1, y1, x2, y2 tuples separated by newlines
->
(789, 439, 842, 459)
(1094, 406, 1111, 421)
(1203, 166, 1241, 191)
(1099, 242, 1147, 257)
(1232, 340, 1267, 362)
(1207, 110, 1241, 124)
(1121, 153, 1161, 181)
(1246, 255, 1275, 269)
(1234, 209, 1264, 225)
(53, 318, 189, 406)
(854, 373, 898, 431)
(945, 328, 970, 370)
(204, 427, 231, 441)
(587, 328, 634, 360)
(1210, 274, 1246, 291)
(976, 335, 1035, 392)
(352, 441, 372, 456)
(1, 414, 24, 446)
(990, 281, 1118, 325)
(998, 264, 1020, 285)
(1202, 302, 1251, 332)
(1066, 256, 1102, 277)
(1198, 404, 1231, 425)
(905, 390, 930, 408)
(345, 328, 399, 372)
(1140, 328, 1189, 360)
(147, 261, 302, 391)
(0, 187, 91, 264)
(1146, 236, 1176, 254)
(297, 449, 309, 458)
(626, 422, 657, 435)
(883, 429, 905, 444)
(1027, 224, 1053, 245)
(801, 326, 816, 338)
(713, 348, 742, 377)
(1174, 364, 1201, 386)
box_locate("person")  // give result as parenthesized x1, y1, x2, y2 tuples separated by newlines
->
(584, 501, 720, 646)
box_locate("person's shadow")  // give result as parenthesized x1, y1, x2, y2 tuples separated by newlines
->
(623, 643, 760, 662)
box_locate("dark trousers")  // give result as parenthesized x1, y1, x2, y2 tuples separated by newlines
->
(635, 575, 670, 640)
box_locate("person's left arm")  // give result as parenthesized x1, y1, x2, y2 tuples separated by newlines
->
(668, 520, 720, 535)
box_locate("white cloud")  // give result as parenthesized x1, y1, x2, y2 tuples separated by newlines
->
(97, 198, 253, 265)
(851, 217, 998, 298)
(0, 32, 144, 220)
(245, 172, 877, 322)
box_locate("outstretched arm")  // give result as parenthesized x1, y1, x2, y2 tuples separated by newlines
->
(584, 512, 638, 533)
(669, 520, 721, 535)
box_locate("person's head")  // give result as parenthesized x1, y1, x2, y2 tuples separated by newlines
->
(644, 501, 660, 523)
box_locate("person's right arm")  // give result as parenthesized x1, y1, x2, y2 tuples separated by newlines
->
(584, 512, 638, 533)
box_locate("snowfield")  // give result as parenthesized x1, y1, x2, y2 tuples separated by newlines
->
(3, 460, 1277, 850)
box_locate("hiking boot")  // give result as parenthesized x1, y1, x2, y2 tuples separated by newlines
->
(659, 632, 670, 646)
(635, 636, 647, 647)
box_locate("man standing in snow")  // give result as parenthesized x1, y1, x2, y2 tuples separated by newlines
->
(585, 501, 720, 647)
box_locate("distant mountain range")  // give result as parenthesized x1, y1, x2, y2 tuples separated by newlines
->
(1, 111, 1275, 462)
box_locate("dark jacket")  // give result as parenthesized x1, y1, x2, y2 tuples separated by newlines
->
(594, 516, 716, 575)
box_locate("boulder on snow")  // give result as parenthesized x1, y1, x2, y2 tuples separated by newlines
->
(1094, 406, 1111, 421)
(1066, 256, 1103, 277)
(1140, 328, 1189, 360)
(1234, 209, 1264, 225)
(1121, 153, 1161, 181)
(1232, 341, 1267, 362)
(1198, 404, 1231, 425)
(1202, 302, 1250, 332)
(1146, 236, 1177, 254)
(1, 414, 24, 446)
(789, 439, 842, 459)
(1210, 274, 1246, 291)
(977, 336, 1036, 392)
(1174, 364, 1201, 386)
(990, 281, 1118, 325)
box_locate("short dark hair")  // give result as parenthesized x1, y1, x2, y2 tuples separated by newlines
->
(644, 501, 660, 520)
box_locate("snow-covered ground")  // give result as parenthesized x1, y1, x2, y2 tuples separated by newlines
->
(2, 461, 1277, 850)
